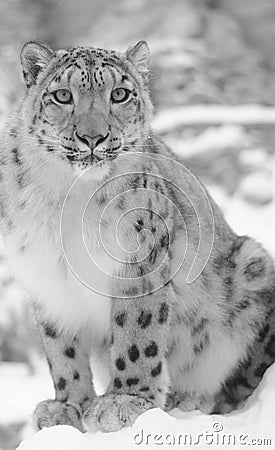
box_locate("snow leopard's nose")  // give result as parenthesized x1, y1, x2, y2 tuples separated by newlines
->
(75, 132, 109, 151)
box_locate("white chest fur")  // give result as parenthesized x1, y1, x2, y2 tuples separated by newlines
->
(6, 191, 121, 343)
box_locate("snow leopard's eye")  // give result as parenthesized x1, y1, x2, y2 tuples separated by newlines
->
(52, 89, 72, 104)
(111, 88, 131, 104)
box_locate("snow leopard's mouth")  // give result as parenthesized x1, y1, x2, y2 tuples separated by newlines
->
(69, 131, 120, 164)
(80, 153, 117, 164)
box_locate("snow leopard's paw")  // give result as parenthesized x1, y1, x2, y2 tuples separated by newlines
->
(33, 399, 84, 432)
(164, 390, 216, 414)
(84, 393, 153, 433)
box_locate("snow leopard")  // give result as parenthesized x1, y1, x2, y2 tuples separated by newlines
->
(0, 40, 274, 433)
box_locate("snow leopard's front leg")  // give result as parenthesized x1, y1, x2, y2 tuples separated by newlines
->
(84, 164, 175, 432)
(32, 306, 95, 432)
(84, 288, 172, 432)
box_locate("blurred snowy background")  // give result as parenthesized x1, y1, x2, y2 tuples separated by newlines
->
(1, 0, 275, 448)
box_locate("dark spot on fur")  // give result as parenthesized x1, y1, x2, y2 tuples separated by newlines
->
(224, 276, 234, 301)
(231, 236, 249, 255)
(148, 199, 153, 220)
(12, 147, 22, 165)
(57, 377, 66, 390)
(255, 286, 275, 305)
(17, 167, 30, 189)
(143, 174, 148, 188)
(151, 362, 162, 377)
(244, 257, 265, 280)
(224, 365, 255, 394)
(223, 307, 236, 328)
(149, 395, 155, 400)
(129, 174, 141, 190)
(213, 255, 233, 273)
(116, 357, 126, 371)
(258, 324, 270, 342)
(154, 180, 165, 195)
(137, 265, 145, 277)
(159, 303, 169, 324)
(224, 276, 233, 288)
(137, 311, 152, 329)
(233, 374, 253, 389)
(194, 339, 206, 355)
(115, 312, 126, 327)
(17, 173, 24, 188)
(193, 334, 210, 355)
(144, 341, 158, 358)
(44, 323, 58, 338)
(97, 192, 107, 205)
(64, 347, 75, 358)
(191, 317, 209, 336)
(59, 395, 69, 404)
(149, 246, 158, 264)
(254, 362, 269, 378)
(124, 285, 139, 297)
(160, 233, 169, 249)
(206, 0, 220, 9)
(116, 197, 125, 210)
(20, 200, 27, 209)
(265, 334, 275, 357)
(200, 271, 209, 287)
(242, 355, 253, 369)
(135, 218, 144, 232)
(140, 386, 150, 392)
(114, 378, 122, 389)
(238, 299, 250, 310)
(126, 377, 139, 387)
(214, 236, 249, 274)
(73, 371, 80, 380)
(128, 345, 140, 362)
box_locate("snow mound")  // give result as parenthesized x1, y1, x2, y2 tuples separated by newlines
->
(17, 363, 275, 450)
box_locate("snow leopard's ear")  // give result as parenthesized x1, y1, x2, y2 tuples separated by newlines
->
(20, 41, 54, 87)
(125, 40, 150, 73)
